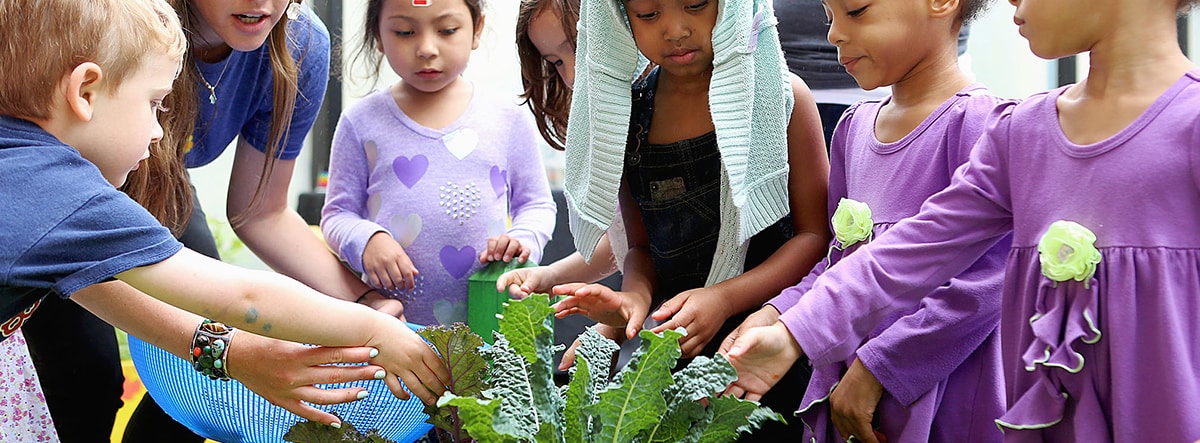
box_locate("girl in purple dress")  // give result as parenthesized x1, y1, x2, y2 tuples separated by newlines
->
(725, 0, 1200, 441)
(719, 0, 1010, 440)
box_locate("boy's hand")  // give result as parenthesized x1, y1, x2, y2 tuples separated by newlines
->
(830, 358, 884, 443)
(497, 266, 558, 299)
(649, 287, 734, 358)
(718, 305, 781, 355)
(552, 283, 649, 340)
(559, 322, 624, 370)
(722, 322, 803, 401)
(368, 317, 450, 405)
(362, 232, 419, 291)
(226, 332, 389, 428)
(480, 234, 531, 264)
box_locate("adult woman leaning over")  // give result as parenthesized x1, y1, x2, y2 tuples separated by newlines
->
(21, 1, 410, 441)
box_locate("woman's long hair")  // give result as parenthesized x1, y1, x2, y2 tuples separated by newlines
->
(130, 0, 303, 231)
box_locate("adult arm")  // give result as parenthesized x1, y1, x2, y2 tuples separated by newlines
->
(226, 140, 395, 314)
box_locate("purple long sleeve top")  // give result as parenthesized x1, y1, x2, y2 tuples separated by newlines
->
(770, 86, 1010, 442)
(780, 71, 1200, 441)
(321, 87, 556, 326)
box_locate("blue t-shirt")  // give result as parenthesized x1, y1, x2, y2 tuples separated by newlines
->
(0, 117, 183, 341)
(185, 8, 331, 167)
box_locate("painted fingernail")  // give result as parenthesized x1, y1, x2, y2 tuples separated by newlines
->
(330, 421, 342, 429)
(374, 370, 386, 379)
(357, 390, 370, 400)
(369, 348, 380, 358)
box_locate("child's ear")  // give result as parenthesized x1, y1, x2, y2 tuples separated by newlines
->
(472, 14, 486, 50)
(928, 0, 961, 20)
(64, 62, 103, 122)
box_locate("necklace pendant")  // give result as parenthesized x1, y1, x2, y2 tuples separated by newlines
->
(208, 91, 217, 105)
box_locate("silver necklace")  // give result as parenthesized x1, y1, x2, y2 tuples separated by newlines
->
(197, 59, 230, 105)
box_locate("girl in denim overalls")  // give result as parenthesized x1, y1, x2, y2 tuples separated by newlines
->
(552, 0, 830, 437)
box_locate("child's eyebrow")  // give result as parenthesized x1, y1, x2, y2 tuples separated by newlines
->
(385, 11, 469, 23)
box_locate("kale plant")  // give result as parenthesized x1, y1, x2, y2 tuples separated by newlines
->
(285, 294, 782, 442)
(435, 294, 783, 443)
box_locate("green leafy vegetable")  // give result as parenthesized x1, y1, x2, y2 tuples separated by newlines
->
(286, 294, 782, 443)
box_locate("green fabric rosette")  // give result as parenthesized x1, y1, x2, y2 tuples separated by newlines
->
(1037, 220, 1102, 287)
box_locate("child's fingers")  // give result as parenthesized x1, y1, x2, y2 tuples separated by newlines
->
(501, 241, 522, 263)
(559, 339, 582, 370)
(403, 268, 418, 290)
(516, 247, 531, 264)
(552, 282, 588, 296)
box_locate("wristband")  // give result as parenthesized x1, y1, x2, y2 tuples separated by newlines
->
(191, 319, 236, 381)
(356, 288, 378, 304)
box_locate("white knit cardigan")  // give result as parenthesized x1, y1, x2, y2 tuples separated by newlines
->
(564, 0, 793, 286)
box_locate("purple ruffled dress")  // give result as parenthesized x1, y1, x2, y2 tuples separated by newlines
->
(783, 70, 1200, 442)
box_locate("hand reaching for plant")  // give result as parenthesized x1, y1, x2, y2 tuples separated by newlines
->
(552, 282, 651, 340)
(649, 286, 735, 358)
(362, 231, 419, 291)
(559, 322, 624, 370)
(479, 234, 531, 264)
(722, 322, 804, 401)
(717, 305, 781, 355)
(830, 358, 885, 443)
(363, 316, 450, 405)
(228, 332, 389, 426)
(496, 265, 557, 299)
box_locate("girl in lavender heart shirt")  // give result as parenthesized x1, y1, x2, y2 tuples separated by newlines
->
(725, 0, 1200, 441)
(321, 0, 555, 326)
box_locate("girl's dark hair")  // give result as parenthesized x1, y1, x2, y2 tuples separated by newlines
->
(960, 0, 996, 25)
(354, 0, 486, 89)
(516, 0, 580, 151)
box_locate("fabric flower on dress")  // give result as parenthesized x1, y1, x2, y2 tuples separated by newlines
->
(1037, 220, 1102, 288)
(831, 198, 873, 249)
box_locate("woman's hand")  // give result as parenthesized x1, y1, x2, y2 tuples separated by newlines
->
(225, 332, 390, 427)
(364, 316, 450, 405)
(649, 287, 734, 358)
(480, 234, 531, 264)
(362, 232, 419, 291)
(552, 283, 650, 340)
(830, 358, 885, 443)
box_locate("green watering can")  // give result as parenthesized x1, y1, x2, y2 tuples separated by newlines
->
(467, 259, 540, 344)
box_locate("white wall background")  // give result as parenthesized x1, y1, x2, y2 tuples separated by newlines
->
(189, 2, 1197, 223)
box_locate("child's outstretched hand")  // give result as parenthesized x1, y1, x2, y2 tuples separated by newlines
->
(558, 322, 624, 370)
(552, 282, 650, 340)
(362, 232, 419, 291)
(496, 266, 558, 299)
(721, 322, 803, 402)
(718, 305, 781, 355)
(830, 358, 885, 443)
(480, 234, 531, 264)
(649, 287, 734, 358)
(365, 316, 450, 405)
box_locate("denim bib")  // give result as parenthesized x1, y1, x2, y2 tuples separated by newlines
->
(624, 69, 793, 299)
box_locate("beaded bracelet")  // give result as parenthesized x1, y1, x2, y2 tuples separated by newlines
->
(191, 319, 236, 381)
